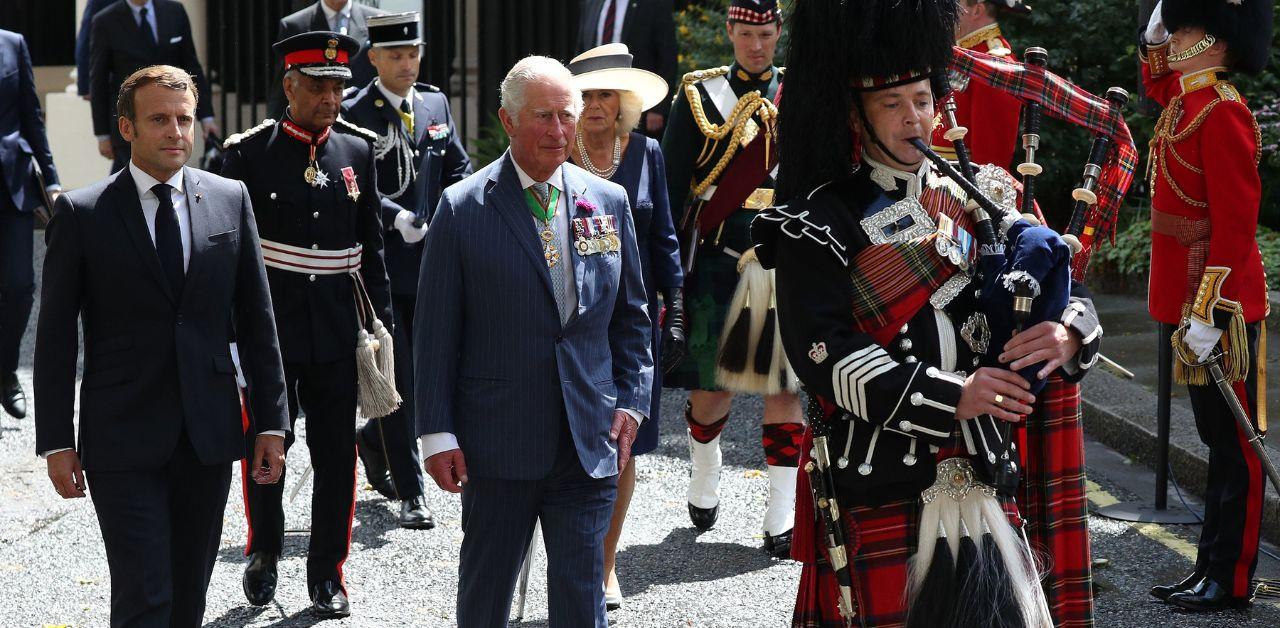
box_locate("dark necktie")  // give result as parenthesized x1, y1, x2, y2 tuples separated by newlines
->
(139, 7, 157, 51)
(152, 183, 185, 296)
(601, 0, 617, 45)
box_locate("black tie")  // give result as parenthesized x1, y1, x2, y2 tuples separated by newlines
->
(152, 183, 185, 296)
(138, 7, 157, 51)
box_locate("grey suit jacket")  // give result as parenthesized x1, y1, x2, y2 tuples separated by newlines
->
(414, 152, 653, 480)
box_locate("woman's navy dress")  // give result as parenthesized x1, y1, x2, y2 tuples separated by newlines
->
(607, 132, 683, 455)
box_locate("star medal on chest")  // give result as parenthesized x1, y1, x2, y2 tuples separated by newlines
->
(282, 118, 331, 188)
(525, 186, 562, 269)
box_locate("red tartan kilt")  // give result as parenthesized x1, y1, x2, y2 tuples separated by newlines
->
(793, 425, 1024, 627)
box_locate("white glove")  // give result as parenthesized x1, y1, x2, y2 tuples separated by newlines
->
(1184, 318, 1224, 362)
(1145, 1, 1168, 45)
(393, 209, 428, 244)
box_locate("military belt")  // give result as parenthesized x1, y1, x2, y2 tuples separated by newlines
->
(260, 239, 363, 275)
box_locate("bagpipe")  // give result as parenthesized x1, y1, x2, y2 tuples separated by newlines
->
(897, 47, 1136, 628)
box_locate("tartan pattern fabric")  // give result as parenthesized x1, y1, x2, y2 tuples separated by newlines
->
(1016, 376, 1095, 627)
(846, 185, 972, 340)
(763, 422, 805, 467)
(950, 47, 1138, 277)
(792, 476, 1024, 627)
(686, 403, 730, 443)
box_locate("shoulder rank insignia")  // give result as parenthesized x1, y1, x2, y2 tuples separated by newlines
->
(335, 117, 378, 142)
(680, 66, 730, 88)
(1214, 82, 1241, 102)
(223, 118, 275, 149)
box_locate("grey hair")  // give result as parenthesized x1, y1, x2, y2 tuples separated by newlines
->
(616, 90, 644, 138)
(499, 56, 583, 123)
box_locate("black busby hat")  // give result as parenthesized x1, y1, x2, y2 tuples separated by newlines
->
(368, 11, 423, 48)
(1162, 0, 1274, 74)
(728, 0, 783, 24)
(274, 31, 361, 80)
(776, 0, 959, 201)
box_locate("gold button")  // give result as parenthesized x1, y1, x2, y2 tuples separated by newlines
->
(311, 244, 318, 250)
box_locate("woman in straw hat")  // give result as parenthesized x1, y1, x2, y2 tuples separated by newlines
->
(568, 43, 685, 611)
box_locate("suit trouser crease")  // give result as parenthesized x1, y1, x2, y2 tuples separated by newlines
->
(457, 423, 618, 628)
(1187, 322, 1264, 597)
(88, 432, 231, 628)
(245, 357, 358, 589)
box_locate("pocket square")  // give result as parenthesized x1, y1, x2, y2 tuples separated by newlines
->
(169, 36, 183, 44)
(208, 229, 237, 242)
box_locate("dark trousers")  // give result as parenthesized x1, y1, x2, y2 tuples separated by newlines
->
(457, 421, 617, 628)
(0, 202, 33, 374)
(358, 294, 425, 498)
(1188, 323, 1263, 597)
(245, 356, 357, 589)
(87, 432, 232, 628)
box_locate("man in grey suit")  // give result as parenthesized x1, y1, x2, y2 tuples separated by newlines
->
(415, 56, 653, 627)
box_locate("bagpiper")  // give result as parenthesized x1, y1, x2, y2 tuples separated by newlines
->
(339, 10, 473, 531)
(1142, 0, 1273, 612)
(221, 31, 397, 619)
(755, 1, 1126, 625)
(661, 0, 801, 558)
(930, 0, 1030, 168)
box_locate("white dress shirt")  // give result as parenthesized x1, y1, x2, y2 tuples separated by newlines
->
(595, 0, 630, 45)
(420, 155, 643, 460)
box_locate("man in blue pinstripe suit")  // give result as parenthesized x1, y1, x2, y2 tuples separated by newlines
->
(414, 56, 653, 627)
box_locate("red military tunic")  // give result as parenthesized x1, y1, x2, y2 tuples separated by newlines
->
(1142, 47, 1266, 327)
(930, 23, 1023, 168)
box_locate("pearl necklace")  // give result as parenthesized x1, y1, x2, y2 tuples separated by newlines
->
(576, 132, 621, 179)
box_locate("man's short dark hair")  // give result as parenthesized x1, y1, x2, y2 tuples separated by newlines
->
(116, 65, 199, 122)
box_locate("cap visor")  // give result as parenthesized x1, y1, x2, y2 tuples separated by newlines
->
(300, 66, 353, 80)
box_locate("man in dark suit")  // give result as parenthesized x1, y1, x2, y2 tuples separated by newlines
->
(0, 29, 61, 421)
(222, 32, 395, 619)
(577, 0, 677, 136)
(340, 10, 472, 530)
(90, 0, 219, 173)
(34, 64, 289, 628)
(416, 56, 653, 627)
(74, 0, 119, 99)
(268, 0, 385, 118)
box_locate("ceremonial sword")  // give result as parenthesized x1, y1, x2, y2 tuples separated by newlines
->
(1186, 346, 1280, 496)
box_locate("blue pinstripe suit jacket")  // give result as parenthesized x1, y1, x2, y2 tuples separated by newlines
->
(414, 151, 653, 481)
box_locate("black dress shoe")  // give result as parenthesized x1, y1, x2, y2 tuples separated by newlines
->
(763, 529, 793, 559)
(1168, 577, 1252, 611)
(310, 580, 351, 618)
(1, 372, 26, 419)
(399, 495, 435, 530)
(688, 503, 718, 531)
(355, 429, 395, 499)
(1151, 570, 1204, 602)
(242, 552, 278, 606)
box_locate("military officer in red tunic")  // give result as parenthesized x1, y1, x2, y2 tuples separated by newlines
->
(1142, 0, 1273, 612)
(929, 0, 1029, 169)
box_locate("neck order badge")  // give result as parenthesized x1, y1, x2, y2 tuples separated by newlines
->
(526, 186, 562, 268)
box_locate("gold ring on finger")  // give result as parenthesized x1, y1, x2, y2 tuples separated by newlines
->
(994, 393, 1004, 405)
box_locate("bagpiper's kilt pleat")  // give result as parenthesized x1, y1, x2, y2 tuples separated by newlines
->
(792, 490, 1024, 628)
(1017, 376, 1095, 627)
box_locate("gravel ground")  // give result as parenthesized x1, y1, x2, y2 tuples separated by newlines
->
(5, 233, 1280, 627)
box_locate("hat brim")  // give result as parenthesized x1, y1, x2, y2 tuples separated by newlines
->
(572, 68, 670, 113)
(373, 39, 424, 48)
(300, 66, 353, 80)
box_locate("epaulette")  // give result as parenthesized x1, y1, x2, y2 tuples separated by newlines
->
(680, 66, 730, 88)
(342, 85, 359, 98)
(417, 82, 441, 93)
(334, 117, 378, 142)
(1214, 82, 1241, 102)
(223, 118, 275, 149)
(986, 38, 1012, 57)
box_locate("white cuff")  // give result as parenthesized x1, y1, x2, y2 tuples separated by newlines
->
(421, 432, 460, 459)
(40, 447, 74, 459)
(620, 407, 645, 427)
(95, 135, 109, 141)
(259, 430, 286, 438)
(45, 184, 62, 193)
